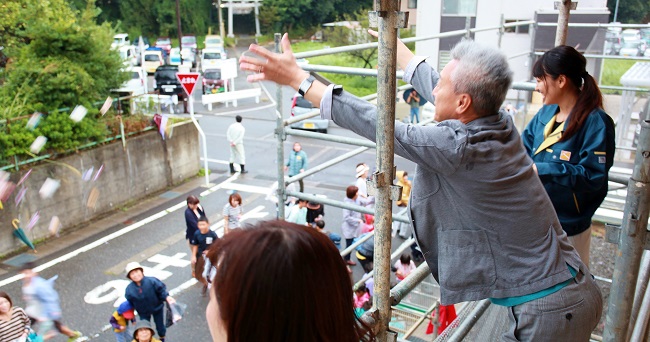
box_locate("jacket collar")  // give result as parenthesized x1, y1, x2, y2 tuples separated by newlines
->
(534, 113, 565, 155)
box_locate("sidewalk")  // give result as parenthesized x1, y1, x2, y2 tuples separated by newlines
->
(0, 174, 220, 275)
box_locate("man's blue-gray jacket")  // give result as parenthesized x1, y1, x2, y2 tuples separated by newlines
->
(319, 57, 584, 305)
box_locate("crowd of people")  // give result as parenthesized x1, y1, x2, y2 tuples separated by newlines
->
(0, 21, 617, 342)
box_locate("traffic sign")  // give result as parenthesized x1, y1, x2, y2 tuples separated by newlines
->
(176, 72, 200, 96)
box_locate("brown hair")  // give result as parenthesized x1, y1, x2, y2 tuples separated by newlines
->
(346, 185, 359, 199)
(228, 193, 242, 206)
(532, 45, 603, 141)
(186, 195, 200, 205)
(207, 220, 374, 342)
(0, 292, 12, 307)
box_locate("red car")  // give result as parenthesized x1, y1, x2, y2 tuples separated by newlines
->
(202, 69, 227, 94)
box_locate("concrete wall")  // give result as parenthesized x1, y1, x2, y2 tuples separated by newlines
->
(0, 121, 200, 255)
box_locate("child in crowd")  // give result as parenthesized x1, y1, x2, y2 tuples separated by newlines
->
(353, 284, 371, 310)
(190, 216, 218, 295)
(109, 301, 135, 342)
(361, 214, 374, 234)
(131, 320, 160, 342)
(394, 254, 417, 281)
(314, 220, 341, 247)
(285, 198, 308, 225)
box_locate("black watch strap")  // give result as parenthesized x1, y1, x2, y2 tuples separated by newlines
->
(298, 75, 316, 96)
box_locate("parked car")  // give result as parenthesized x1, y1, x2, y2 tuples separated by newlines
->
(118, 45, 138, 66)
(202, 69, 227, 94)
(622, 29, 641, 42)
(169, 47, 182, 66)
(619, 40, 646, 57)
(604, 30, 621, 55)
(289, 93, 329, 133)
(641, 28, 650, 45)
(143, 49, 164, 74)
(155, 37, 172, 56)
(118, 66, 147, 95)
(153, 65, 184, 98)
(204, 35, 223, 49)
(180, 48, 196, 68)
(111, 33, 129, 49)
(201, 48, 226, 72)
(181, 35, 198, 54)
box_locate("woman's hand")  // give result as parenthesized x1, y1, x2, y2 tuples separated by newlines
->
(166, 296, 176, 305)
(239, 33, 309, 90)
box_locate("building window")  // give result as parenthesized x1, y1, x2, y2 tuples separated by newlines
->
(438, 50, 451, 71)
(408, 0, 417, 9)
(442, 0, 477, 16)
(504, 20, 530, 34)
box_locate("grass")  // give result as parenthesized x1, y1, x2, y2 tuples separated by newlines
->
(600, 59, 638, 94)
(291, 41, 379, 97)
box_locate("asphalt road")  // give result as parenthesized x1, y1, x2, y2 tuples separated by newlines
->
(0, 44, 417, 340)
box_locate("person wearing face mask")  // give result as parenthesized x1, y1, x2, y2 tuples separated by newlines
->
(522, 45, 616, 268)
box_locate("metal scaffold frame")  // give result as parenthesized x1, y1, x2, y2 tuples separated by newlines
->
(270, 5, 650, 340)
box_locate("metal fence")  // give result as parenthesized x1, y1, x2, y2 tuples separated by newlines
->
(271, 9, 650, 342)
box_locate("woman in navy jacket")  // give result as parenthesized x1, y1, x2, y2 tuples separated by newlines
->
(522, 45, 615, 267)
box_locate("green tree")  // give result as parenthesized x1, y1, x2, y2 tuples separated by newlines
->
(326, 10, 376, 68)
(607, 0, 650, 23)
(0, 0, 127, 157)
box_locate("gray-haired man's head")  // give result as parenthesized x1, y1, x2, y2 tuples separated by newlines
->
(441, 40, 513, 119)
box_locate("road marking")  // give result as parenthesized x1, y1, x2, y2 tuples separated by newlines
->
(200, 157, 229, 165)
(0, 176, 238, 288)
(221, 182, 273, 195)
(199, 173, 239, 196)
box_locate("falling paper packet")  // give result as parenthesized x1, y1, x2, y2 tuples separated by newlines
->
(39, 178, 60, 199)
(99, 97, 113, 116)
(49, 216, 61, 236)
(17, 169, 32, 186)
(26, 112, 43, 130)
(82, 167, 94, 181)
(26, 211, 40, 231)
(69, 105, 88, 123)
(92, 165, 104, 182)
(15, 187, 26, 206)
(0, 171, 15, 202)
(30, 136, 48, 154)
(87, 187, 100, 209)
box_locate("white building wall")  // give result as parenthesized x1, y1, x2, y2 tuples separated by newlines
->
(415, 0, 609, 101)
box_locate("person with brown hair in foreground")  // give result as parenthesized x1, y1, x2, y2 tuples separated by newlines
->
(205, 220, 374, 342)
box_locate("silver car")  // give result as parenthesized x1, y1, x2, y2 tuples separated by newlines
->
(289, 93, 329, 133)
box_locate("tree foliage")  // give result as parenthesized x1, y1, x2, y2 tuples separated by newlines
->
(325, 10, 376, 69)
(0, 0, 127, 158)
(607, 0, 650, 24)
(258, 0, 373, 35)
(117, 0, 211, 37)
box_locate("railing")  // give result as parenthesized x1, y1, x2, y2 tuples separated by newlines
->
(270, 10, 650, 341)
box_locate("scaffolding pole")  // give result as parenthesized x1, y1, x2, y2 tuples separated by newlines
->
(554, 0, 572, 46)
(274, 33, 286, 219)
(603, 120, 650, 340)
(371, 1, 399, 339)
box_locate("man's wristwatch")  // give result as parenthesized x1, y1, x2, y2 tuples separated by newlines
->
(298, 75, 316, 96)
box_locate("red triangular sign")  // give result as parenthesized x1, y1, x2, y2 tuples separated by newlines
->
(176, 73, 200, 96)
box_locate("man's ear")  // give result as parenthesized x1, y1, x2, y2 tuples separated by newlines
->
(456, 93, 472, 114)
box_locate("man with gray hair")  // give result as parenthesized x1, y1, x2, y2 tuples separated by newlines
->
(240, 33, 602, 340)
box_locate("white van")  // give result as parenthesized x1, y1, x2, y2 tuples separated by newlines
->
(118, 67, 147, 95)
(143, 50, 164, 74)
(111, 33, 130, 49)
(201, 48, 226, 72)
(118, 46, 137, 66)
